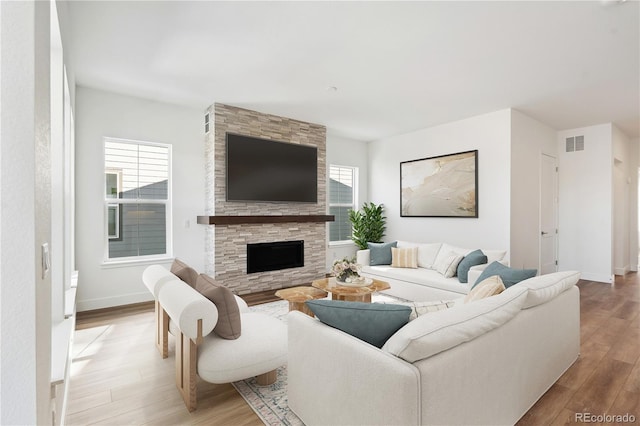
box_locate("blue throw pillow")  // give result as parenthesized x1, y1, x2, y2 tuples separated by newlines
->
(473, 261, 537, 289)
(368, 241, 397, 266)
(305, 300, 411, 348)
(457, 249, 488, 283)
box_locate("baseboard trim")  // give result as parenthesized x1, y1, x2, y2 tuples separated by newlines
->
(76, 300, 155, 320)
(614, 266, 630, 276)
(77, 291, 153, 312)
(579, 272, 613, 284)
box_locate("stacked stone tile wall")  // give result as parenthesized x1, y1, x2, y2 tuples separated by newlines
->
(204, 103, 327, 294)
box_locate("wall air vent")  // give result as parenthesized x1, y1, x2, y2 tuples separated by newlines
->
(565, 135, 585, 153)
(204, 113, 210, 134)
(565, 137, 575, 152)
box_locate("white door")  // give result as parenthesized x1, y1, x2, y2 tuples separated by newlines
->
(540, 154, 558, 274)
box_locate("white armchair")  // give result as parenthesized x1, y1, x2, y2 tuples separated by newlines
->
(157, 278, 287, 411)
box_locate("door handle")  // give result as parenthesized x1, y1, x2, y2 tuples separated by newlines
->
(541, 231, 548, 236)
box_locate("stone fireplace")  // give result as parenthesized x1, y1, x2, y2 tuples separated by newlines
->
(203, 103, 328, 294)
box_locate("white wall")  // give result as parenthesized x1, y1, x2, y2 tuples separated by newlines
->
(558, 124, 613, 283)
(510, 110, 557, 269)
(613, 125, 632, 275)
(75, 87, 205, 311)
(326, 133, 369, 269)
(53, 0, 75, 110)
(50, 0, 65, 324)
(0, 1, 52, 424)
(368, 109, 512, 253)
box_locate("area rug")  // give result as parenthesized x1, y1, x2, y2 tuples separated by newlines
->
(231, 294, 403, 426)
(231, 300, 301, 426)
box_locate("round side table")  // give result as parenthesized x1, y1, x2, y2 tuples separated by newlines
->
(275, 286, 328, 317)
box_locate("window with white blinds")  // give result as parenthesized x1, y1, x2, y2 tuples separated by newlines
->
(104, 138, 171, 261)
(329, 165, 358, 243)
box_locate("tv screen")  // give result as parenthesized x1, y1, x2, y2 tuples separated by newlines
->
(226, 133, 318, 203)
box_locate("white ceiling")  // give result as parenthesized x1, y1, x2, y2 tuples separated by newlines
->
(65, 1, 639, 141)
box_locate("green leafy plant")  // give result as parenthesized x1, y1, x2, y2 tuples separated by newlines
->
(348, 202, 386, 250)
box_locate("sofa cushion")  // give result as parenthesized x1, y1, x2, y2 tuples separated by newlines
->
(306, 300, 411, 348)
(368, 241, 397, 266)
(197, 312, 287, 384)
(519, 270, 581, 309)
(362, 265, 472, 295)
(474, 261, 537, 289)
(382, 285, 528, 362)
(397, 241, 442, 269)
(464, 275, 505, 303)
(171, 258, 198, 288)
(434, 252, 464, 278)
(391, 247, 418, 268)
(457, 249, 488, 283)
(196, 274, 242, 339)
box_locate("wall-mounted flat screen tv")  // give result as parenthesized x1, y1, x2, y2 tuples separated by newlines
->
(226, 133, 318, 203)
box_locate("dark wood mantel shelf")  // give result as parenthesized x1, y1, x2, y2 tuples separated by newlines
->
(197, 215, 335, 225)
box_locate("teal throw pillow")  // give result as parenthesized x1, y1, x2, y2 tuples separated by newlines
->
(473, 261, 537, 289)
(368, 241, 397, 266)
(305, 300, 411, 348)
(457, 249, 488, 283)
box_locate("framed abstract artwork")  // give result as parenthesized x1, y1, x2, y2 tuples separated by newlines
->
(400, 150, 478, 218)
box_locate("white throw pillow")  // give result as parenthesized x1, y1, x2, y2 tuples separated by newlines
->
(416, 243, 443, 269)
(434, 252, 464, 278)
(432, 243, 470, 269)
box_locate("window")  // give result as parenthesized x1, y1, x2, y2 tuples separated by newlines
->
(329, 165, 358, 243)
(104, 138, 171, 261)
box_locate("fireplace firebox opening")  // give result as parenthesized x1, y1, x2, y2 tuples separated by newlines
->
(247, 240, 304, 274)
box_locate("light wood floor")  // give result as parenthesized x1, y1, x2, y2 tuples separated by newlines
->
(518, 272, 640, 425)
(66, 274, 640, 425)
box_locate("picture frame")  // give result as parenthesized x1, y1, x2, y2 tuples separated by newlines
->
(400, 150, 478, 218)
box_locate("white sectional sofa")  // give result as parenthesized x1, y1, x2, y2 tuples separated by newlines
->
(357, 241, 508, 301)
(288, 270, 581, 425)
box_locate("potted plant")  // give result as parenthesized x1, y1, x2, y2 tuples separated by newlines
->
(348, 202, 386, 250)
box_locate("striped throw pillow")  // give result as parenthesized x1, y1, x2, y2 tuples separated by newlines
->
(464, 275, 505, 303)
(434, 251, 464, 278)
(391, 247, 418, 268)
(404, 300, 457, 320)
(377, 299, 457, 321)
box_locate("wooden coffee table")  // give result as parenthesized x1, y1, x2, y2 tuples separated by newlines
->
(311, 277, 390, 303)
(275, 286, 328, 317)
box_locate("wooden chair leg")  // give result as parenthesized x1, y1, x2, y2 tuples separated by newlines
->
(256, 369, 277, 386)
(155, 300, 169, 359)
(175, 331, 198, 412)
